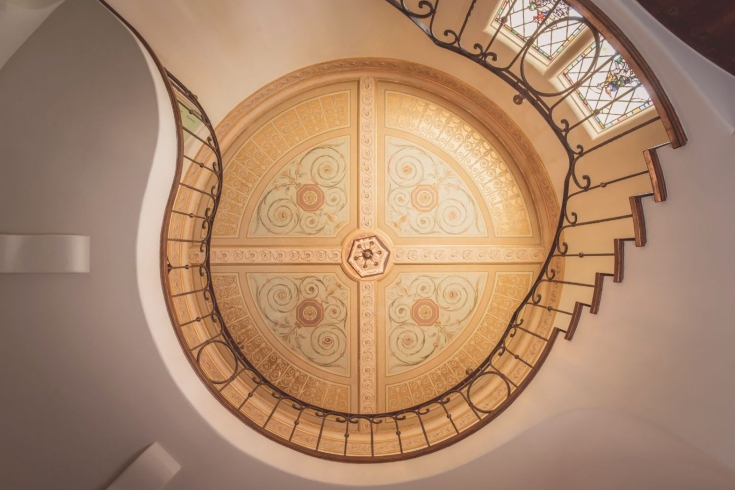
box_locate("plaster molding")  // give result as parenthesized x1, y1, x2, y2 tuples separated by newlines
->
(359, 76, 377, 230)
(392, 246, 546, 263)
(189, 246, 342, 264)
(359, 281, 377, 422)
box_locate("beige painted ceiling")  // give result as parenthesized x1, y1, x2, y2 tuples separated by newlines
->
(184, 62, 559, 416)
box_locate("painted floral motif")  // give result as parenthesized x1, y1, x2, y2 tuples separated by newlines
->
(386, 273, 487, 375)
(215, 91, 350, 238)
(384, 271, 534, 409)
(385, 137, 486, 237)
(248, 273, 349, 374)
(598, 56, 638, 95)
(249, 137, 350, 237)
(385, 92, 532, 237)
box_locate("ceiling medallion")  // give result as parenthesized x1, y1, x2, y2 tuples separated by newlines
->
(345, 232, 390, 279)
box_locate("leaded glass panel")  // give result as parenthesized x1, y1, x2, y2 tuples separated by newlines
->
(495, 0, 585, 61)
(562, 38, 653, 130)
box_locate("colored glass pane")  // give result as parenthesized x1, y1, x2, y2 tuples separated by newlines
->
(562, 38, 653, 130)
(495, 0, 585, 61)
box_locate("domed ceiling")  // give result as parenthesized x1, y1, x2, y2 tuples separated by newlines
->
(159, 0, 678, 461)
(187, 64, 558, 417)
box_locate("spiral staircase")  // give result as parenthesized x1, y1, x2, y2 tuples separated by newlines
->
(86, 0, 686, 462)
(4, 1, 727, 488)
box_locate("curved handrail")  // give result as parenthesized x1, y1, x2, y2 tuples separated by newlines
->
(107, 0, 685, 462)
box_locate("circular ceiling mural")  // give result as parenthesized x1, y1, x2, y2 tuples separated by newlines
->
(173, 60, 561, 459)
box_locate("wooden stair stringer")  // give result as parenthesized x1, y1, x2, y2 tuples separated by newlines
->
(644, 144, 669, 203)
(564, 302, 590, 341)
(630, 192, 654, 247)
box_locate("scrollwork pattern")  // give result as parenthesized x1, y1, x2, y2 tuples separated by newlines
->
(215, 91, 350, 237)
(385, 138, 485, 236)
(386, 273, 486, 374)
(359, 282, 377, 419)
(249, 137, 350, 237)
(385, 271, 533, 409)
(359, 77, 377, 229)
(385, 91, 533, 237)
(249, 274, 350, 374)
(392, 246, 546, 263)
(189, 246, 342, 264)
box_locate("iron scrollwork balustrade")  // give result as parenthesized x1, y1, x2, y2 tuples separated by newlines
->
(149, 0, 685, 462)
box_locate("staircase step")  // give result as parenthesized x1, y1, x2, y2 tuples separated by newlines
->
(630, 192, 654, 247)
(614, 238, 636, 283)
(644, 145, 669, 203)
(590, 273, 613, 314)
(564, 302, 590, 341)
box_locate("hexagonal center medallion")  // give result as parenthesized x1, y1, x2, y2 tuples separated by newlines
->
(346, 235, 390, 278)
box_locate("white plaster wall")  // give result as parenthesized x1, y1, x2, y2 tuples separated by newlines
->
(1, 0, 734, 489)
(0, 0, 64, 70)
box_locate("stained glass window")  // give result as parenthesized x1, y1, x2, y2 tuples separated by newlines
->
(562, 39, 653, 130)
(494, 0, 585, 61)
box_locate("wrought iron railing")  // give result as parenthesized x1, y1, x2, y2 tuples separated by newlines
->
(106, 0, 685, 462)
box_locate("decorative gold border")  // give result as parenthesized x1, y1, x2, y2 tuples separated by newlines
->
(359, 77, 377, 229)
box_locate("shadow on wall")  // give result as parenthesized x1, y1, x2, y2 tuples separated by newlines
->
(391, 408, 735, 490)
(0, 0, 65, 70)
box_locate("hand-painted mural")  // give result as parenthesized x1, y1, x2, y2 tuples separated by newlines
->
(385, 137, 486, 237)
(248, 273, 350, 375)
(249, 137, 350, 237)
(203, 73, 553, 421)
(385, 272, 487, 375)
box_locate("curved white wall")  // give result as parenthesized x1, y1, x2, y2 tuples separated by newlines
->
(0, 0, 63, 70)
